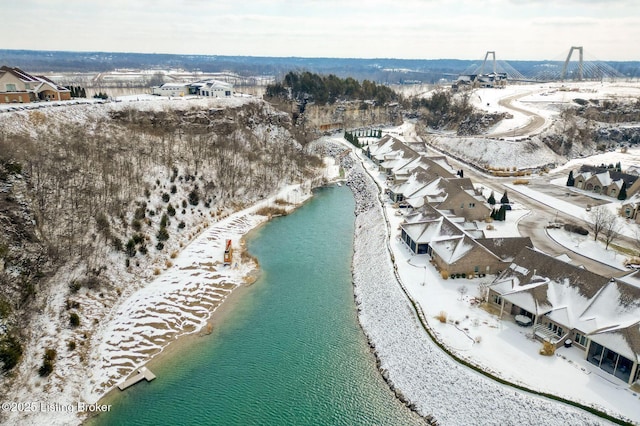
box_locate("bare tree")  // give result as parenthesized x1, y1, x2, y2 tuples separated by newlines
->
(587, 206, 617, 242)
(602, 213, 622, 250)
(457, 285, 468, 301)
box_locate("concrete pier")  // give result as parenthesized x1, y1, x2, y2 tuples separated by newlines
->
(117, 366, 156, 391)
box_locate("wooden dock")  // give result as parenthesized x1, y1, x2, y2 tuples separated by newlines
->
(117, 367, 156, 391)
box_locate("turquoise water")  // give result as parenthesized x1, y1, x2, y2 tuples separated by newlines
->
(91, 185, 422, 426)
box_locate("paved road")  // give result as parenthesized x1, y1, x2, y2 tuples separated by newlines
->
(487, 91, 547, 138)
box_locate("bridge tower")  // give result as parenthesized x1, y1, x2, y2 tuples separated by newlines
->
(481, 51, 497, 75)
(561, 46, 584, 81)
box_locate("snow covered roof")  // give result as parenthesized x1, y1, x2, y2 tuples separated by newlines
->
(476, 237, 533, 262)
(0, 66, 70, 92)
(491, 248, 640, 357)
(430, 235, 476, 264)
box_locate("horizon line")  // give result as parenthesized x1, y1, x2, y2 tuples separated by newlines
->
(2, 48, 639, 64)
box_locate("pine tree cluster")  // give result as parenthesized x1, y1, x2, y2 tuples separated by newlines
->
(68, 86, 87, 98)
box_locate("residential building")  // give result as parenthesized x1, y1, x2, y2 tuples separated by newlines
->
(0, 66, 71, 103)
(572, 165, 640, 199)
(488, 247, 640, 386)
(152, 80, 233, 98)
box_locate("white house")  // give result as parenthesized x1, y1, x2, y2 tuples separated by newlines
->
(190, 80, 233, 98)
(152, 80, 233, 98)
(151, 83, 191, 97)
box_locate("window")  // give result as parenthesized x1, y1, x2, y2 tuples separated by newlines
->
(6, 83, 17, 92)
(469, 203, 475, 208)
(492, 294, 502, 305)
(575, 332, 587, 347)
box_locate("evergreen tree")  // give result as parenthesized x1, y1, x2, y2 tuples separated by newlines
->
(615, 161, 622, 172)
(488, 191, 496, 205)
(496, 204, 507, 221)
(618, 181, 628, 200)
(566, 170, 575, 186)
(500, 190, 510, 204)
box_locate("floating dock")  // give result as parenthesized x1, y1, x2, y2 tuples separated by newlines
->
(117, 366, 156, 391)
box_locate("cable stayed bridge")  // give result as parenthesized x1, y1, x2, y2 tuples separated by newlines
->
(460, 47, 625, 83)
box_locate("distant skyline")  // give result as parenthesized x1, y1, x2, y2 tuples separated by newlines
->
(2, 0, 639, 61)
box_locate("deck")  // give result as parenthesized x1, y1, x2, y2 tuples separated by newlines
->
(117, 366, 157, 391)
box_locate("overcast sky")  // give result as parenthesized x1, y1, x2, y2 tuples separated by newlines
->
(2, 0, 639, 61)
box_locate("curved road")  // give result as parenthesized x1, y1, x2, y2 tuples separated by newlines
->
(486, 91, 548, 138)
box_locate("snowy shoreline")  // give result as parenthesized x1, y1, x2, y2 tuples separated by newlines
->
(340, 141, 616, 425)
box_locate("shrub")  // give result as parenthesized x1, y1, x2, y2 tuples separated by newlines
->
(153, 268, 161, 275)
(441, 270, 449, 279)
(39, 359, 54, 377)
(69, 313, 80, 327)
(5, 161, 22, 175)
(540, 340, 556, 356)
(167, 203, 176, 217)
(112, 237, 123, 252)
(67, 341, 76, 351)
(255, 206, 288, 217)
(188, 189, 200, 206)
(0, 334, 23, 372)
(165, 260, 173, 268)
(134, 205, 146, 220)
(157, 227, 169, 242)
(170, 250, 178, 259)
(178, 221, 185, 229)
(131, 219, 142, 231)
(160, 213, 169, 228)
(156, 242, 164, 251)
(436, 311, 447, 323)
(125, 239, 136, 257)
(69, 280, 82, 294)
(0, 298, 10, 318)
(138, 245, 148, 255)
(144, 188, 151, 198)
(564, 223, 589, 236)
(162, 192, 170, 202)
(39, 348, 57, 377)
